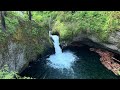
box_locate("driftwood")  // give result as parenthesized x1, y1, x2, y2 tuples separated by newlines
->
(112, 57, 120, 63)
(90, 48, 120, 76)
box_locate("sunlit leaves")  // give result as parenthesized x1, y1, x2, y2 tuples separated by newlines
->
(51, 11, 120, 42)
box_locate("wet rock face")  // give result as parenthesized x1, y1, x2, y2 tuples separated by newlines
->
(0, 40, 54, 73)
(108, 31, 120, 44)
(0, 41, 26, 72)
(62, 31, 120, 55)
(104, 31, 120, 52)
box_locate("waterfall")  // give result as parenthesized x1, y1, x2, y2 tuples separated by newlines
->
(51, 36, 62, 55)
(49, 31, 62, 55)
(47, 31, 76, 70)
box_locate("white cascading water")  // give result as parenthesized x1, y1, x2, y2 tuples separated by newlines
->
(51, 35, 62, 55)
(47, 31, 76, 71)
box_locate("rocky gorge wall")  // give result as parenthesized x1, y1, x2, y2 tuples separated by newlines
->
(0, 19, 54, 73)
(0, 38, 53, 73)
(60, 30, 120, 55)
(0, 41, 25, 72)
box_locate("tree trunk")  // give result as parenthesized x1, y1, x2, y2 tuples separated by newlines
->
(49, 15, 52, 31)
(4, 11, 7, 16)
(0, 11, 6, 32)
(28, 11, 32, 20)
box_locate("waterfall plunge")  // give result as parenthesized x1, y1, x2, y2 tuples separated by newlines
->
(47, 31, 76, 69)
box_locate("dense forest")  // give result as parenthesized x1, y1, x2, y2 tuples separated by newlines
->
(0, 11, 120, 79)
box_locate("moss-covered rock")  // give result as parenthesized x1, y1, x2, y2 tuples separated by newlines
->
(0, 14, 54, 73)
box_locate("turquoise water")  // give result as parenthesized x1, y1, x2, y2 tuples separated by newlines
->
(20, 34, 120, 79)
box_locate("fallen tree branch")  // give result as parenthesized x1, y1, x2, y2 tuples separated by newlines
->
(112, 57, 120, 63)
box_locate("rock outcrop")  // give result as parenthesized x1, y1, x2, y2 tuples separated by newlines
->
(0, 40, 53, 73)
(60, 30, 120, 76)
(61, 30, 120, 55)
(0, 41, 25, 72)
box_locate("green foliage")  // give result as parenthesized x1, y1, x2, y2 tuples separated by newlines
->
(5, 17, 19, 34)
(1, 11, 120, 78)
(0, 65, 33, 79)
(1, 11, 120, 43)
(50, 11, 120, 42)
(0, 11, 53, 78)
